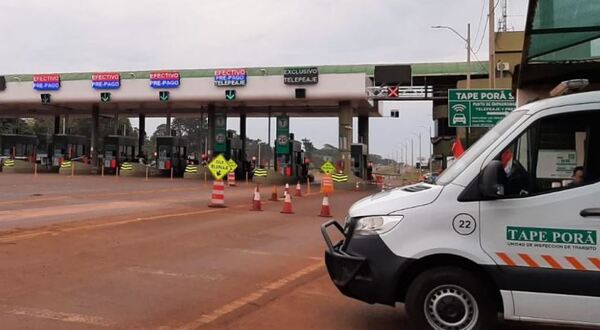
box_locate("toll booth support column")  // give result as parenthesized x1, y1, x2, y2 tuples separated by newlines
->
(338, 101, 353, 175)
(138, 114, 145, 158)
(91, 105, 100, 172)
(207, 105, 215, 158)
(358, 115, 369, 178)
(240, 112, 247, 173)
(166, 114, 172, 137)
(54, 116, 60, 134)
(114, 114, 119, 135)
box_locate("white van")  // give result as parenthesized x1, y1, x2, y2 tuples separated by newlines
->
(322, 91, 600, 330)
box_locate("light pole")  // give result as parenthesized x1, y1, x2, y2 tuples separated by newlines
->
(411, 132, 422, 171)
(417, 125, 432, 170)
(432, 24, 471, 89)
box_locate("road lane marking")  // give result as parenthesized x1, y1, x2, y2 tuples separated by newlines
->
(178, 262, 322, 329)
(127, 266, 224, 281)
(223, 248, 321, 261)
(4, 306, 114, 327)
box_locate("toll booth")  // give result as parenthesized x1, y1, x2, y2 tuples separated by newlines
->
(229, 135, 243, 177)
(36, 134, 52, 167)
(351, 143, 368, 179)
(274, 134, 305, 179)
(0, 134, 37, 161)
(156, 136, 188, 176)
(51, 134, 88, 168)
(102, 135, 136, 172)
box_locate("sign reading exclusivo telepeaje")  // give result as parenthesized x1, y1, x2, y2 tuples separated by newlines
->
(283, 67, 318, 85)
(33, 74, 61, 91)
(150, 71, 180, 88)
(92, 73, 121, 89)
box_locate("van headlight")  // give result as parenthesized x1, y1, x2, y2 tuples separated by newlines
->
(354, 215, 404, 236)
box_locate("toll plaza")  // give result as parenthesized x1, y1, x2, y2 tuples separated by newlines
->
(0, 62, 487, 184)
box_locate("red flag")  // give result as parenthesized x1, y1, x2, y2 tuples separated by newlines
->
(452, 137, 465, 158)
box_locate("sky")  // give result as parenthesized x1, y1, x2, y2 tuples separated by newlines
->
(0, 0, 528, 159)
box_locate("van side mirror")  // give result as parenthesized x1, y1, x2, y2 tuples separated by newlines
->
(479, 160, 506, 198)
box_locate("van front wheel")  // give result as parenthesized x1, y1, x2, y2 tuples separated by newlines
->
(405, 267, 497, 330)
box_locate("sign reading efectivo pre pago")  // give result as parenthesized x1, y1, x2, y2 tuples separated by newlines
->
(92, 73, 121, 89)
(448, 89, 516, 127)
(214, 69, 246, 87)
(150, 71, 180, 88)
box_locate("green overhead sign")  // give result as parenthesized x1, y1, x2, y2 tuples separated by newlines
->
(100, 92, 111, 103)
(448, 89, 516, 127)
(225, 90, 236, 101)
(159, 90, 170, 102)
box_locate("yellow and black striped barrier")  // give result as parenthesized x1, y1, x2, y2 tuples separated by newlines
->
(2, 159, 15, 167)
(120, 162, 134, 171)
(253, 168, 268, 177)
(331, 173, 349, 182)
(185, 165, 198, 174)
(60, 161, 72, 169)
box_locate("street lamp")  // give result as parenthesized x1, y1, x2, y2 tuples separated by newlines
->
(417, 125, 432, 170)
(411, 132, 421, 170)
(432, 24, 471, 89)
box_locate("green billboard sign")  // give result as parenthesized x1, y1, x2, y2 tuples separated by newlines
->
(275, 115, 290, 154)
(448, 89, 516, 127)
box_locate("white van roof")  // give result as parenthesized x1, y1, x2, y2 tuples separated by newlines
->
(522, 90, 600, 115)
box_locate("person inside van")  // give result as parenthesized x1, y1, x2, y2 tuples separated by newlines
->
(567, 166, 585, 187)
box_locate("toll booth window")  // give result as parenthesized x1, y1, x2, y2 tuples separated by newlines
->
(159, 146, 170, 158)
(495, 110, 600, 197)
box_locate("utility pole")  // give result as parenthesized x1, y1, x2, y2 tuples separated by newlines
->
(418, 131, 422, 171)
(489, 0, 496, 88)
(411, 139, 414, 167)
(467, 23, 471, 89)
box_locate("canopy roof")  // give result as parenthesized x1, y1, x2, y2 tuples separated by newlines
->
(526, 0, 600, 63)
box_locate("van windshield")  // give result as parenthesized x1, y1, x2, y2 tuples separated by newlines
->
(435, 110, 527, 185)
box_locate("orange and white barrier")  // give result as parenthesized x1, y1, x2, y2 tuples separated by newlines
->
(496, 252, 600, 271)
(295, 181, 302, 197)
(209, 180, 226, 208)
(227, 172, 236, 186)
(321, 176, 334, 195)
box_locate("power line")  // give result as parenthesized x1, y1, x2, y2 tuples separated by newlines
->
(473, 0, 487, 46)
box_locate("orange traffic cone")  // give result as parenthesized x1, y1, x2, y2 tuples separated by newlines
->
(250, 185, 263, 211)
(283, 183, 290, 197)
(353, 181, 361, 191)
(295, 181, 302, 197)
(270, 185, 279, 201)
(319, 193, 332, 217)
(209, 179, 226, 208)
(280, 192, 294, 214)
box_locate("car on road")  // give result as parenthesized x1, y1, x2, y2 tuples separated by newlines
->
(322, 91, 600, 329)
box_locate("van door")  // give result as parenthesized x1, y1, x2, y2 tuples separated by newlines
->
(479, 109, 600, 324)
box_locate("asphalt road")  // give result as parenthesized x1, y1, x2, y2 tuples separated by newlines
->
(0, 174, 592, 329)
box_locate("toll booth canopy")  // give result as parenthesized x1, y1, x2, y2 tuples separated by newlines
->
(103, 135, 137, 168)
(156, 136, 187, 174)
(0, 134, 37, 159)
